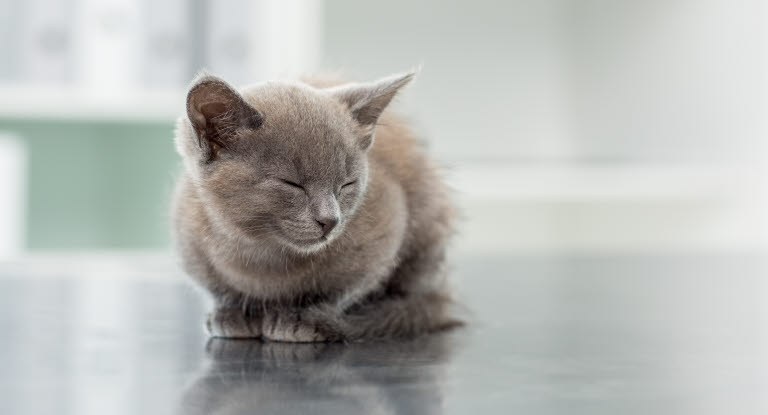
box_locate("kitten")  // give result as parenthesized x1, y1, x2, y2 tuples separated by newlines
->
(172, 69, 459, 342)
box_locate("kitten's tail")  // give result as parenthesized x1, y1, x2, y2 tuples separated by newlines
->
(336, 291, 464, 341)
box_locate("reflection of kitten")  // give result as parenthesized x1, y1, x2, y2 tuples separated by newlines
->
(172, 70, 460, 341)
(178, 336, 454, 414)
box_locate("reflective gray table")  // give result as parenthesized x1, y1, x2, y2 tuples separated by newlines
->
(1, 255, 766, 414)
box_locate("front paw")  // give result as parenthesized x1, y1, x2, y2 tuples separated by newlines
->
(206, 308, 261, 338)
(261, 310, 341, 343)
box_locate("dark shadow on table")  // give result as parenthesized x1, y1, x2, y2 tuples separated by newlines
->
(177, 333, 458, 415)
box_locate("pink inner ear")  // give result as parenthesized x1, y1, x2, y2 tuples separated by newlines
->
(200, 102, 228, 120)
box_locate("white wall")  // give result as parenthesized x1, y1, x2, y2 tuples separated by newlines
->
(324, 0, 768, 254)
(323, 0, 767, 163)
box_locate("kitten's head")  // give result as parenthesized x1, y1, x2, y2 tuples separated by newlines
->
(176, 71, 415, 254)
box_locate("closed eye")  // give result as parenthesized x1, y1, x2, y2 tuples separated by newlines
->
(280, 179, 304, 190)
(342, 180, 357, 189)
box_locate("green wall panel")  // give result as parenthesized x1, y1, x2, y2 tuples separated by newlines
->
(0, 120, 180, 251)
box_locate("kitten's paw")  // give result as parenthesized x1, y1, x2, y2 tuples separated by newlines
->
(261, 311, 341, 343)
(206, 308, 261, 339)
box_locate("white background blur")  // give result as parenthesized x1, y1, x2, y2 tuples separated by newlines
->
(0, 0, 767, 258)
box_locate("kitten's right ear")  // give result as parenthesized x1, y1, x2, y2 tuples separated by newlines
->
(186, 75, 263, 161)
(328, 70, 417, 150)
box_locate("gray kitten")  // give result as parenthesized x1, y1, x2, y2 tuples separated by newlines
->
(172, 70, 459, 342)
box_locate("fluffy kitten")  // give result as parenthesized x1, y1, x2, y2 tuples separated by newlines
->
(173, 70, 459, 342)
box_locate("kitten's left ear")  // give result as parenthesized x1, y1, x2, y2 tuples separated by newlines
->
(328, 70, 417, 149)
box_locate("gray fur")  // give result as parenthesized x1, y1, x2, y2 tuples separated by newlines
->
(172, 70, 460, 342)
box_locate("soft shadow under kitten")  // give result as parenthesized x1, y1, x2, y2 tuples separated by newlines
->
(172, 69, 459, 341)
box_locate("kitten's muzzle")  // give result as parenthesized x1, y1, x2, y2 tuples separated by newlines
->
(310, 191, 341, 238)
(316, 216, 339, 237)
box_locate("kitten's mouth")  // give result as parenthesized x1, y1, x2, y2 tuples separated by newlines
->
(281, 235, 331, 253)
(274, 223, 340, 253)
(290, 230, 336, 245)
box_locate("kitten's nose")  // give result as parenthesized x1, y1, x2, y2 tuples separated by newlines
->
(316, 216, 339, 237)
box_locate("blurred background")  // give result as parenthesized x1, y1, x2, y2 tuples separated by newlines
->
(1, 0, 767, 258)
(2, 3, 768, 414)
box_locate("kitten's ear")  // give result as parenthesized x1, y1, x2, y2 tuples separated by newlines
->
(329, 70, 416, 149)
(186, 75, 263, 161)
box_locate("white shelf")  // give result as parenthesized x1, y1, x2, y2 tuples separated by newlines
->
(0, 85, 185, 122)
(447, 163, 760, 201)
(448, 163, 768, 255)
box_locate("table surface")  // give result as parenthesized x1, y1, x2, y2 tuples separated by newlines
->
(1, 254, 767, 415)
